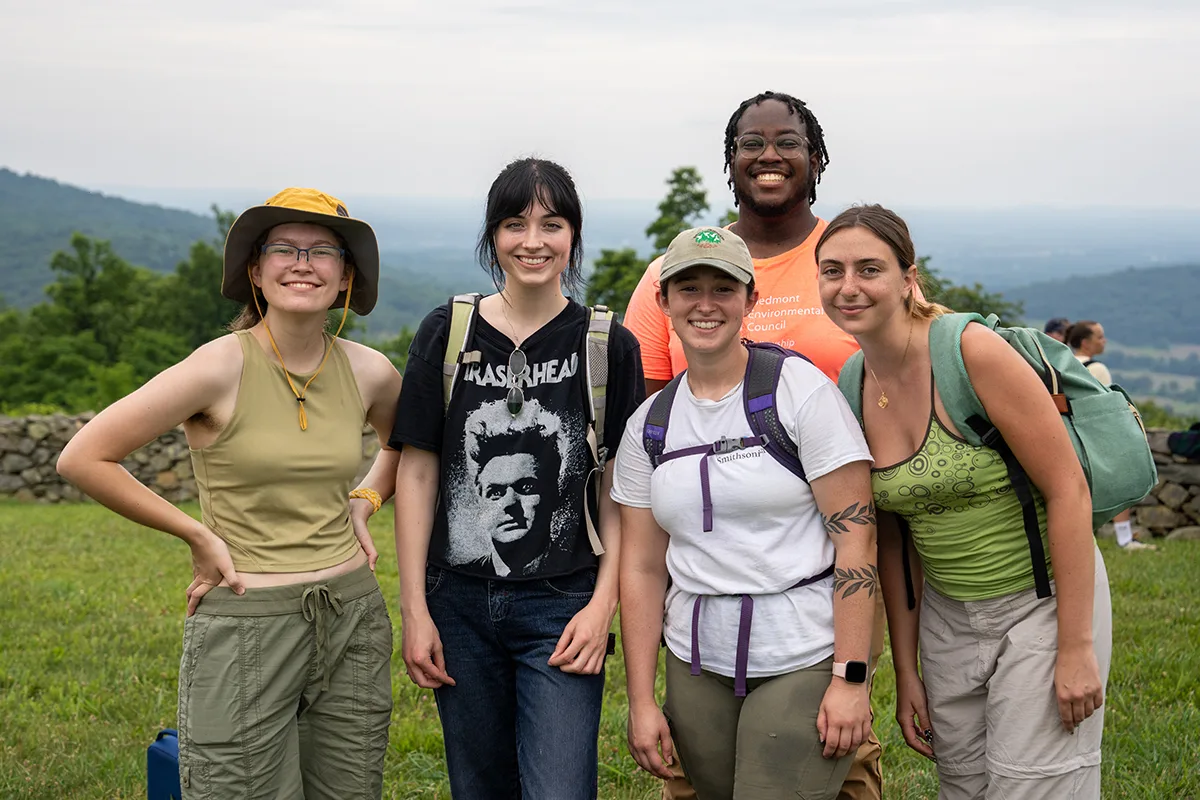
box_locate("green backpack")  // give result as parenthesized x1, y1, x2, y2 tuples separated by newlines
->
(840, 312, 1157, 599)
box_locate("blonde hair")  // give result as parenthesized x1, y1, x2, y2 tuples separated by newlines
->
(817, 204, 952, 320)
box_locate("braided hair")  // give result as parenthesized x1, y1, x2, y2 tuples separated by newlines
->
(723, 91, 830, 205)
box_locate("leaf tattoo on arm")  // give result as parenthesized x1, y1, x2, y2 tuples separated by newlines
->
(822, 501, 876, 536)
(834, 564, 879, 600)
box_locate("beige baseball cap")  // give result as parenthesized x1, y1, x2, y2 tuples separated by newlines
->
(659, 226, 755, 285)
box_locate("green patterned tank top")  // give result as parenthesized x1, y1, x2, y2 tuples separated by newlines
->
(872, 413, 1052, 601)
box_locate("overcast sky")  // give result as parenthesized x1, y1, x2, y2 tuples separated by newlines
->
(3, 0, 1198, 209)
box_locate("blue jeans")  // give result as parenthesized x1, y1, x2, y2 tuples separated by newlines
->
(425, 566, 605, 800)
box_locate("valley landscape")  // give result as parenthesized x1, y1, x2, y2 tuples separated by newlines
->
(3, 167, 1199, 418)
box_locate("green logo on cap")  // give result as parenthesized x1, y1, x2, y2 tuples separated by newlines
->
(694, 229, 723, 246)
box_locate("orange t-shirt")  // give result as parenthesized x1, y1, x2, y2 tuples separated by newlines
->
(623, 219, 860, 382)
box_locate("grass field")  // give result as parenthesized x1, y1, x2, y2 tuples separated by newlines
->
(1, 502, 1198, 799)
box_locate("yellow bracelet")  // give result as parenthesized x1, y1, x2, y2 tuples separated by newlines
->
(349, 487, 383, 514)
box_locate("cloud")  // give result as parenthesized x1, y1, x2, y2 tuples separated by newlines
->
(0, 1, 1197, 208)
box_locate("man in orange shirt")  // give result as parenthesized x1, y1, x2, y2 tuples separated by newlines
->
(625, 91, 859, 390)
(623, 91, 882, 800)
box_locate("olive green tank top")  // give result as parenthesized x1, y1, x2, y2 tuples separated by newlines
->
(871, 412, 1052, 601)
(190, 331, 366, 572)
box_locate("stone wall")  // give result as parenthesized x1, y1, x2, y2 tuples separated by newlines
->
(0, 413, 380, 504)
(1129, 430, 1200, 541)
(2, 414, 1197, 540)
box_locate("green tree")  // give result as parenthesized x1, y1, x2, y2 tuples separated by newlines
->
(213, 204, 236, 239)
(918, 257, 1025, 325)
(718, 209, 738, 227)
(0, 327, 108, 410)
(35, 233, 164, 363)
(1136, 399, 1198, 428)
(361, 328, 416, 373)
(146, 208, 246, 349)
(0, 233, 190, 412)
(585, 248, 649, 314)
(152, 238, 242, 349)
(585, 166, 711, 314)
(644, 167, 709, 255)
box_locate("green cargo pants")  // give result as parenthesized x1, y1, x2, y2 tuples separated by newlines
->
(177, 564, 393, 799)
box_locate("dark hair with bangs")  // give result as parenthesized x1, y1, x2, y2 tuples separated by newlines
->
(476, 158, 584, 294)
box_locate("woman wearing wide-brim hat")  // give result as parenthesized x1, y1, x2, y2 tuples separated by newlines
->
(59, 188, 402, 799)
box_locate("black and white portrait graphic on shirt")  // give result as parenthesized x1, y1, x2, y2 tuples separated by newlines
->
(446, 369, 587, 577)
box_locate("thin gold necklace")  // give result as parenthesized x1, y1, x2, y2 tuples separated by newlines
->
(498, 293, 524, 347)
(868, 320, 913, 410)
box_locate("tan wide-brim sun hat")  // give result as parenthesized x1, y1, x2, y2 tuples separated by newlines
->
(222, 188, 380, 315)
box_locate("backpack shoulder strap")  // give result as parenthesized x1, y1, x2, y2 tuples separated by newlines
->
(837, 349, 866, 426)
(442, 293, 483, 413)
(931, 312, 1053, 599)
(643, 372, 686, 468)
(585, 305, 615, 463)
(743, 344, 807, 482)
(929, 312, 992, 446)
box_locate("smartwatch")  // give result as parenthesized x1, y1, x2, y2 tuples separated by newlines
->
(832, 660, 868, 685)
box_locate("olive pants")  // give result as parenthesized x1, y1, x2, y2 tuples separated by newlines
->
(177, 565, 393, 799)
(663, 592, 885, 800)
(663, 654, 856, 800)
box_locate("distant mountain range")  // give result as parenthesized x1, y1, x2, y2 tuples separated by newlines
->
(101, 183, 1200, 291)
(0, 168, 489, 332)
(1009, 264, 1200, 347)
(0, 169, 215, 308)
(4, 168, 1200, 344)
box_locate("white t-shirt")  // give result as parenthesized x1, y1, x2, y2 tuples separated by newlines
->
(1075, 352, 1113, 386)
(611, 356, 872, 678)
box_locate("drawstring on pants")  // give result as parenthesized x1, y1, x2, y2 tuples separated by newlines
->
(301, 584, 345, 691)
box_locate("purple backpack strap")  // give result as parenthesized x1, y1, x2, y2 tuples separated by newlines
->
(659, 435, 768, 532)
(645, 371, 770, 531)
(743, 342, 809, 483)
(642, 372, 686, 467)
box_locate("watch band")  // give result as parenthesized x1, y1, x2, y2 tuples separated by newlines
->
(832, 660, 868, 684)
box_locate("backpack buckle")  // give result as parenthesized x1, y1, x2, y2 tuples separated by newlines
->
(980, 426, 1005, 450)
(714, 436, 746, 454)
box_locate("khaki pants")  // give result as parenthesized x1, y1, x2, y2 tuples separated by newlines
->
(919, 548, 1112, 799)
(177, 564, 393, 799)
(663, 593, 886, 800)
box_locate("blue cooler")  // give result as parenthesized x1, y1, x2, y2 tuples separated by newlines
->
(147, 729, 181, 800)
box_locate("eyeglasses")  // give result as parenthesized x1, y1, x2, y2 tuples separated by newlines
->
(506, 348, 529, 417)
(260, 244, 346, 264)
(735, 134, 809, 159)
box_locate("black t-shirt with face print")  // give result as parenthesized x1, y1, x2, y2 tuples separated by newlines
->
(390, 298, 644, 580)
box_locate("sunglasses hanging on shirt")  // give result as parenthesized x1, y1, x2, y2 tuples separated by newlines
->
(507, 348, 529, 417)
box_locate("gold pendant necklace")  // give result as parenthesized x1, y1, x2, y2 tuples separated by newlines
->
(867, 319, 913, 410)
(869, 369, 890, 409)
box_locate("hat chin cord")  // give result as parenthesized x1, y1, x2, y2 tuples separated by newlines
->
(247, 265, 354, 431)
